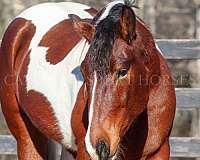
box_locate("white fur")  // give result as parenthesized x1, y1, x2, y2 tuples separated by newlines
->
(20, 2, 93, 149)
(85, 72, 98, 158)
(18, 2, 93, 49)
(26, 39, 90, 149)
(97, 0, 124, 23)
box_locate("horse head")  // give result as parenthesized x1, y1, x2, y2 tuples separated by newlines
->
(71, 1, 153, 160)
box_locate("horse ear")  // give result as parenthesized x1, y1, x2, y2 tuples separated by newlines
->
(119, 6, 136, 44)
(69, 14, 95, 42)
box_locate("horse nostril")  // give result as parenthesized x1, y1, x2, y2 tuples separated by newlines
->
(96, 140, 110, 160)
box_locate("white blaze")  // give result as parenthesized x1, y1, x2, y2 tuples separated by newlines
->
(85, 71, 98, 158)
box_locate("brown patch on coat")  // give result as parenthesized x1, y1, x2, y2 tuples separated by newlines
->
(17, 53, 63, 143)
(1, 18, 36, 72)
(39, 19, 81, 65)
(85, 8, 98, 17)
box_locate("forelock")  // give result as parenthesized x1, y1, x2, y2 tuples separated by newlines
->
(88, 4, 124, 78)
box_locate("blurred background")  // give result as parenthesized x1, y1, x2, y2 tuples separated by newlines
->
(0, 0, 200, 160)
(1, 0, 200, 39)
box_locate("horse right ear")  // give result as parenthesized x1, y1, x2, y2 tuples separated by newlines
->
(69, 14, 95, 42)
(119, 6, 136, 44)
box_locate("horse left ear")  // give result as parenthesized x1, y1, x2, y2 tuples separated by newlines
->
(119, 6, 136, 44)
(69, 14, 95, 42)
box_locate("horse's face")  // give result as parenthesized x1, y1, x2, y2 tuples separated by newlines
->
(72, 3, 150, 160)
(82, 38, 149, 160)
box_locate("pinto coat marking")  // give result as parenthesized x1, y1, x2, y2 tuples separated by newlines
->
(39, 19, 81, 65)
(15, 2, 93, 149)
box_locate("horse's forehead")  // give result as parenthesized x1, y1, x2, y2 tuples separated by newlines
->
(112, 38, 129, 54)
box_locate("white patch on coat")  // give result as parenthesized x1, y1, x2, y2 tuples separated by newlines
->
(85, 72, 98, 158)
(26, 39, 90, 149)
(97, 0, 124, 23)
(18, 2, 93, 49)
(19, 2, 93, 149)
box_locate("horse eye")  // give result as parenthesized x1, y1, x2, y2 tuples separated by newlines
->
(116, 69, 128, 79)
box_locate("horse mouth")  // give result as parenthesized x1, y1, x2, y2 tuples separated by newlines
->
(94, 138, 126, 160)
(94, 144, 124, 160)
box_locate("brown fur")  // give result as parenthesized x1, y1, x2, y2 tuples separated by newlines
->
(1, 18, 35, 71)
(39, 19, 81, 65)
(0, 18, 49, 159)
(74, 5, 176, 160)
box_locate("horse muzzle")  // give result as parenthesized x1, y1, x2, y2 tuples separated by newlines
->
(96, 140, 110, 160)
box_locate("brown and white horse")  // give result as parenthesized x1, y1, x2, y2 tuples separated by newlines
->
(0, 0, 176, 160)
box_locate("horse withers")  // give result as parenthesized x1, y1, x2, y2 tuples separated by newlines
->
(0, 0, 176, 160)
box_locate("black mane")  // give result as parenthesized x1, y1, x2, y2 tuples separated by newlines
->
(88, 4, 125, 78)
